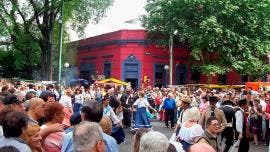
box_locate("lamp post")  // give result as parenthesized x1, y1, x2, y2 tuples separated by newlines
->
(168, 30, 178, 87)
(58, 0, 64, 83)
(164, 65, 169, 87)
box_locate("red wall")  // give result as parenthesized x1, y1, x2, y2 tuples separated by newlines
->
(77, 29, 241, 85)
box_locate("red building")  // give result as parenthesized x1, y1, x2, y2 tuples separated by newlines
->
(77, 29, 241, 88)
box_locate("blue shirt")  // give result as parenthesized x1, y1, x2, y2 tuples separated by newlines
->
(163, 98, 176, 110)
(61, 131, 119, 152)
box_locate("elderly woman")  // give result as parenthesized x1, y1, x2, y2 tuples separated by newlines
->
(99, 116, 113, 135)
(21, 124, 43, 152)
(177, 107, 204, 151)
(41, 102, 65, 152)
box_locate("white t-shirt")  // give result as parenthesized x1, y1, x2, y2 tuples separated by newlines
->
(59, 95, 72, 108)
(133, 98, 150, 108)
(178, 122, 204, 144)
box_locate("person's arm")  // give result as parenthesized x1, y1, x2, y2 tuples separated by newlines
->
(40, 123, 64, 140)
(235, 110, 243, 140)
(218, 110, 227, 132)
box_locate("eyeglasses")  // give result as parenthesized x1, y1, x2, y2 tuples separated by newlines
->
(211, 123, 220, 127)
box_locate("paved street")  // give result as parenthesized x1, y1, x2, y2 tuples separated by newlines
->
(120, 120, 268, 152)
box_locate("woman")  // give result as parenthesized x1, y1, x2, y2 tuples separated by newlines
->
(21, 124, 43, 152)
(133, 128, 150, 152)
(73, 88, 84, 113)
(102, 95, 121, 125)
(177, 107, 204, 151)
(133, 91, 157, 129)
(41, 102, 65, 152)
(249, 98, 263, 145)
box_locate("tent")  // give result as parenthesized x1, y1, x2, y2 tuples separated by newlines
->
(95, 78, 129, 86)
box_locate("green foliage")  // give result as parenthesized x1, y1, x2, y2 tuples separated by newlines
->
(142, 0, 270, 78)
(0, 0, 112, 79)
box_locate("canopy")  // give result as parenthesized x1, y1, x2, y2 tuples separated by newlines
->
(95, 78, 129, 86)
(200, 84, 245, 89)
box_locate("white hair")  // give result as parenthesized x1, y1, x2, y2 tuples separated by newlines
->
(186, 107, 200, 122)
(73, 121, 103, 152)
(139, 131, 169, 152)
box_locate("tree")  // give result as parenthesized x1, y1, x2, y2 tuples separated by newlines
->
(142, 0, 270, 81)
(0, 0, 112, 80)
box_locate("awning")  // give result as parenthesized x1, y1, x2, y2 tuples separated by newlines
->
(95, 78, 129, 86)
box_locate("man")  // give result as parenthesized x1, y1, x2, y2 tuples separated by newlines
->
(163, 93, 176, 128)
(120, 87, 134, 128)
(27, 97, 45, 125)
(61, 101, 119, 152)
(174, 97, 191, 133)
(197, 117, 221, 152)
(73, 122, 106, 152)
(235, 99, 249, 152)
(219, 99, 235, 152)
(199, 96, 227, 132)
(3, 94, 24, 112)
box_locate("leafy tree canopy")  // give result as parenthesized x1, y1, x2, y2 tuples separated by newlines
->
(142, 0, 270, 79)
(0, 0, 112, 79)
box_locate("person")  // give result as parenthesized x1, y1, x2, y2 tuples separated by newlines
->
(120, 87, 134, 128)
(39, 91, 55, 102)
(59, 88, 73, 114)
(188, 143, 216, 152)
(133, 128, 150, 152)
(73, 88, 84, 113)
(199, 96, 227, 132)
(219, 99, 235, 152)
(21, 124, 43, 152)
(235, 99, 249, 152)
(249, 98, 263, 145)
(174, 97, 191, 134)
(27, 97, 45, 125)
(61, 100, 119, 152)
(133, 91, 157, 129)
(139, 131, 169, 152)
(0, 111, 31, 152)
(3, 94, 24, 112)
(0, 146, 20, 152)
(163, 93, 176, 128)
(41, 102, 65, 152)
(73, 122, 106, 152)
(102, 95, 121, 125)
(99, 116, 113, 135)
(177, 107, 204, 151)
(197, 117, 221, 152)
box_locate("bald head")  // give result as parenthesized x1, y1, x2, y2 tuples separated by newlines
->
(188, 143, 216, 152)
(28, 98, 45, 110)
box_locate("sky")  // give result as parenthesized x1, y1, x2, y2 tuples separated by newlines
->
(70, 0, 147, 41)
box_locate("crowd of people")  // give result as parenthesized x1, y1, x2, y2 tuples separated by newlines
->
(0, 79, 269, 152)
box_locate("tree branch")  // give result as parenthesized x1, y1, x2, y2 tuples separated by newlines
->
(28, 0, 42, 31)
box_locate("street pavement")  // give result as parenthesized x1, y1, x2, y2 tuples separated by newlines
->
(119, 120, 268, 152)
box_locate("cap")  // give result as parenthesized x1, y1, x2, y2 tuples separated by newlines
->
(3, 94, 21, 105)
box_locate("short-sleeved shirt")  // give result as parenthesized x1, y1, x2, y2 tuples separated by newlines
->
(0, 137, 31, 152)
(178, 122, 204, 144)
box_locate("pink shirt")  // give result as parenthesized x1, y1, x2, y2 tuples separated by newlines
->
(41, 124, 64, 152)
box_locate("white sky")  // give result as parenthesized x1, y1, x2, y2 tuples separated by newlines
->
(70, 0, 147, 41)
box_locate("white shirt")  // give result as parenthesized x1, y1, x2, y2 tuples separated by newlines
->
(178, 122, 204, 144)
(74, 94, 84, 104)
(59, 95, 72, 108)
(176, 108, 190, 127)
(133, 98, 150, 108)
(103, 105, 120, 125)
(235, 107, 244, 133)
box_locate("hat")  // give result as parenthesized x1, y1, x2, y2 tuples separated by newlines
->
(181, 97, 192, 104)
(3, 94, 20, 105)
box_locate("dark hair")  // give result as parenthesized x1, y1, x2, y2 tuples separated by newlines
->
(205, 116, 218, 128)
(39, 91, 54, 102)
(8, 88, 16, 94)
(209, 96, 218, 102)
(81, 101, 103, 122)
(2, 85, 9, 92)
(167, 143, 177, 152)
(0, 146, 20, 152)
(238, 99, 247, 106)
(1, 111, 28, 137)
(102, 95, 110, 103)
(28, 84, 35, 89)
(44, 102, 64, 122)
(25, 91, 37, 100)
